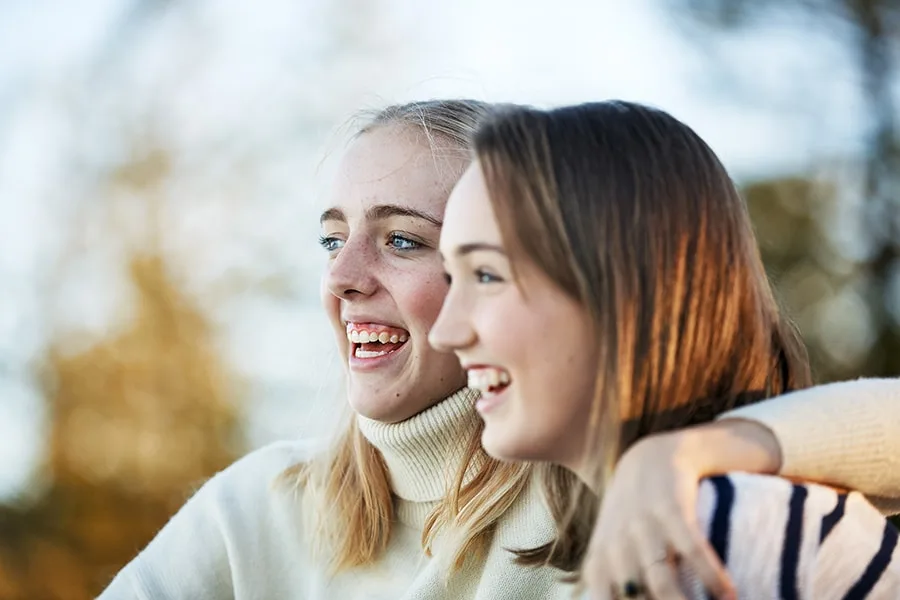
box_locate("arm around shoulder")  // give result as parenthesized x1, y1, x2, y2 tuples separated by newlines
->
(719, 378, 900, 512)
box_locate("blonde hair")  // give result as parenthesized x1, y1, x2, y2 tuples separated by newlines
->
(285, 100, 533, 574)
(473, 102, 812, 573)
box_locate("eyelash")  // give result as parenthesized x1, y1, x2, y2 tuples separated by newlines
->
(387, 232, 423, 252)
(443, 268, 502, 286)
(318, 235, 343, 252)
(317, 232, 425, 253)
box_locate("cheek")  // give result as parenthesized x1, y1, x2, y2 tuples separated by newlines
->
(395, 271, 449, 333)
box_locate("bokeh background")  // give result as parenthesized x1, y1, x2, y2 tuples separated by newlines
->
(1, 0, 898, 597)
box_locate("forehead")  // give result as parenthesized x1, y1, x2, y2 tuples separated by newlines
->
(327, 125, 467, 220)
(441, 162, 502, 250)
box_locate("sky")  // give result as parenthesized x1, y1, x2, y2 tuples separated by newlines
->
(0, 0, 871, 500)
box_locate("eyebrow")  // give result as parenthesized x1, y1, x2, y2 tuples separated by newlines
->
(319, 207, 345, 224)
(319, 203, 443, 227)
(455, 243, 507, 257)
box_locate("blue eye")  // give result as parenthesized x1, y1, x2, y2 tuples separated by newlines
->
(318, 236, 344, 252)
(475, 269, 502, 284)
(388, 233, 422, 251)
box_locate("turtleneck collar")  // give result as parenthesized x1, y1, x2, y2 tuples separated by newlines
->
(357, 388, 482, 505)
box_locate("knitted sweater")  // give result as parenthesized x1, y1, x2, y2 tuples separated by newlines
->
(97, 389, 574, 599)
(721, 377, 900, 515)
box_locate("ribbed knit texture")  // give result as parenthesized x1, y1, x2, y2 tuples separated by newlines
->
(358, 387, 484, 527)
(721, 378, 900, 514)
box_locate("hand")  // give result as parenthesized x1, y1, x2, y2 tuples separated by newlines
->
(583, 431, 734, 599)
(582, 419, 780, 600)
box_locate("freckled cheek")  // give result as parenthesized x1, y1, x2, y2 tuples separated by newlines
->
(397, 274, 450, 334)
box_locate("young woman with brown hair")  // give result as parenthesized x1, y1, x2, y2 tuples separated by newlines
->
(431, 100, 899, 598)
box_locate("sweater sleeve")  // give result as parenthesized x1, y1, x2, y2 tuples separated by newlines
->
(717, 377, 900, 515)
(96, 441, 310, 600)
(688, 473, 899, 599)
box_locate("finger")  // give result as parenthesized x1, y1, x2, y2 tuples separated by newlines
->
(642, 557, 686, 600)
(588, 585, 614, 600)
(582, 555, 616, 600)
(630, 521, 686, 600)
(604, 543, 646, 600)
(669, 516, 736, 600)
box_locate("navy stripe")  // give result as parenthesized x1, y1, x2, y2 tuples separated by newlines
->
(779, 484, 807, 600)
(820, 493, 847, 544)
(842, 520, 899, 599)
(706, 476, 735, 600)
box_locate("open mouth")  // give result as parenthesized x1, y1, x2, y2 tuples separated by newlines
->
(345, 322, 410, 359)
(467, 367, 511, 396)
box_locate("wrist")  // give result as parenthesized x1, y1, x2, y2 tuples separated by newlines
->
(669, 419, 783, 478)
(716, 417, 783, 473)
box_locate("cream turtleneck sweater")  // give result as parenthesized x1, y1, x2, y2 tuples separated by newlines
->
(98, 389, 574, 599)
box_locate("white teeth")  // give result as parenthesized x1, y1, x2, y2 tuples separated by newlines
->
(356, 348, 389, 358)
(467, 368, 511, 394)
(345, 326, 411, 348)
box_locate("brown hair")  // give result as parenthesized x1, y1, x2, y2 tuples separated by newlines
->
(472, 101, 812, 572)
(285, 99, 532, 574)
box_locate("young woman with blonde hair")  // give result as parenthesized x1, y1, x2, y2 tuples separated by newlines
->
(99, 100, 575, 599)
(432, 100, 900, 598)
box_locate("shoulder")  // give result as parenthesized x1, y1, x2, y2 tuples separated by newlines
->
(209, 439, 322, 488)
(695, 473, 899, 598)
(191, 438, 325, 514)
(696, 471, 888, 526)
(97, 439, 326, 599)
(695, 472, 890, 549)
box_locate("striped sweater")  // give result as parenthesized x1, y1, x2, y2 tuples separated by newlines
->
(689, 473, 899, 599)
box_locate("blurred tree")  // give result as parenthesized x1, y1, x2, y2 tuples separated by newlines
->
(0, 252, 243, 599)
(0, 139, 245, 598)
(669, 0, 900, 376)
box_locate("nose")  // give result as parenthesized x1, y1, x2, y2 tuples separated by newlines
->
(324, 235, 379, 300)
(429, 287, 476, 352)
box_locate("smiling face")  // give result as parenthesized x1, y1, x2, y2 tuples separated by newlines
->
(429, 162, 598, 465)
(320, 124, 468, 423)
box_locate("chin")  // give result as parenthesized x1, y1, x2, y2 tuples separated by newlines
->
(479, 426, 531, 463)
(348, 387, 433, 424)
(348, 393, 399, 422)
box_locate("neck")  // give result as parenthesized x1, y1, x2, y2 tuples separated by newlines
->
(357, 387, 483, 503)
